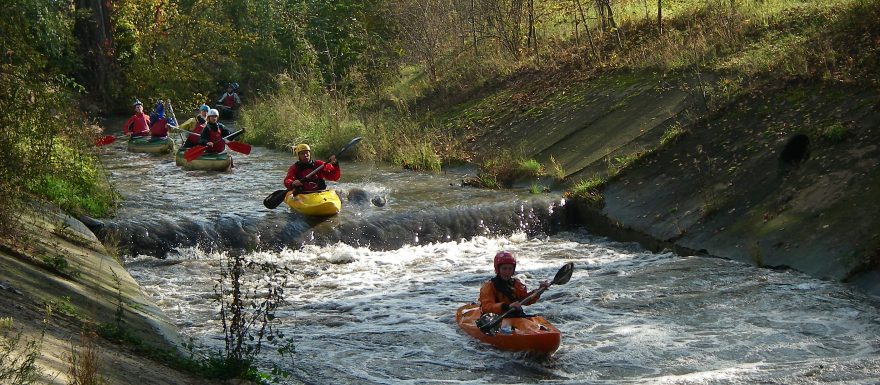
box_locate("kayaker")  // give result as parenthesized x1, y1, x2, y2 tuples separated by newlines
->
(122, 99, 150, 138)
(479, 251, 550, 317)
(199, 109, 231, 154)
(216, 83, 241, 110)
(179, 104, 210, 149)
(148, 100, 176, 140)
(283, 143, 339, 192)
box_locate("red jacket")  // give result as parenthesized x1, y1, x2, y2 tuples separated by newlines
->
(479, 277, 540, 315)
(150, 117, 170, 138)
(184, 117, 206, 147)
(284, 160, 340, 192)
(123, 113, 150, 137)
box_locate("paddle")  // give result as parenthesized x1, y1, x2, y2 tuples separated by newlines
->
(263, 136, 363, 209)
(166, 99, 179, 137)
(95, 134, 128, 146)
(476, 262, 575, 335)
(183, 129, 249, 161)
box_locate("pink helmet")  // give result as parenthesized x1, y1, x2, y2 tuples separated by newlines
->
(493, 251, 517, 274)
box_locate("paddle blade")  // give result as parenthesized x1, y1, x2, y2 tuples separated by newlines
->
(263, 189, 289, 209)
(184, 145, 207, 162)
(226, 140, 252, 155)
(95, 135, 116, 146)
(552, 262, 575, 285)
(337, 136, 363, 157)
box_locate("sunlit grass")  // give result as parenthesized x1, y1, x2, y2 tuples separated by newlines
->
(242, 75, 451, 171)
(569, 176, 606, 205)
(549, 156, 565, 181)
(518, 159, 544, 177)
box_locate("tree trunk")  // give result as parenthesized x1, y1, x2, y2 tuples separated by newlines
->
(471, 0, 479, 56)
(73, 0, 116, 109)
(574, 0, 598, 58)
(596, 0, 623, 49)
(528, 0, 537, 56)
(658, 0, 663, 35)
(595, 0, 607, 32)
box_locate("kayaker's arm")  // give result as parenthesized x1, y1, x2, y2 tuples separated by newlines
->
(522, 280, 550, 306)
(284, 164, 301, 190)
(218, 123, 231, 138)
(320, 159, 341, 182)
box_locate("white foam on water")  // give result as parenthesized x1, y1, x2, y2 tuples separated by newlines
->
(125, 230, 880, 385)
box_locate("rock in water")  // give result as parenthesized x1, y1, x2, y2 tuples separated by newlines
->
(346, 188, 371, 204)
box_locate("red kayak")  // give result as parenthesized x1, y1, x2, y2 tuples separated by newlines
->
(455, 303, 561, 354)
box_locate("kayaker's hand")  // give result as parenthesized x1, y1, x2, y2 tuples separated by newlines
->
(290, 180, 303, 187)
(539, 280, 550, 289)
(206, 141, 213, 147)
(509, 301, 522, 310)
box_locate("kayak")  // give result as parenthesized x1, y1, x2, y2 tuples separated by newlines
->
(128, 136, 174, 154)
(284, 190, 341, 216)
(216, 105, 238, 120)
(455, 303, 561, 354)
(175, 150, 233, 171)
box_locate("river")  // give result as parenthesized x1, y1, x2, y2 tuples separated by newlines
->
(97, 120, 880, 384)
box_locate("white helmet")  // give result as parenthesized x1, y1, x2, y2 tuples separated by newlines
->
(207, 109, 220, 117)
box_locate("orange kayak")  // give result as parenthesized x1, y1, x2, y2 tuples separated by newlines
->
(455, 303, 561, 354)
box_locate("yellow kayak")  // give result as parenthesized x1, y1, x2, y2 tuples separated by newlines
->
(284, 190, 341, 216)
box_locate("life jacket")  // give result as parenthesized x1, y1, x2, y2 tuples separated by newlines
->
(124, 113, 150, 137)
(478, 277, 538, 315)
(150, 117, 169, 138)
(185, 116, 206, 145)
(202, 122, 226, 153)
(222, 93, 237, 108)
(284, 160, 340, 192)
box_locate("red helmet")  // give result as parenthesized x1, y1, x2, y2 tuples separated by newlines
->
(493, 251, 517, 274)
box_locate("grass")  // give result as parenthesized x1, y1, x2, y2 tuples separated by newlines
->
(67, 330, 104, 385)
(569, 176, 606, 206)
(241, 75, 451, 172)
(529, 183, 548, 194)
(607, 152, 644, 177)
(46, 296, 80, 320)
(468, 154, 555, 189)
(234, 0, 878, 187)
(238, 75, 363, 157)
(518, 159, 544, 177)
(548, 156, 565, 181)
(40, 255, 81, 278)
(0, 320, 43, 384)
(659, 124, 686, 147)
(820, 121, 847, 143)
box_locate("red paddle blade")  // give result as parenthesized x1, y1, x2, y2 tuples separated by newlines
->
(226, 141, 251, 155)
(95, 135, 116, 146)
(184, 145, 207, 161)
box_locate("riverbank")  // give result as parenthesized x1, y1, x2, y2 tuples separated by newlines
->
(0, 206, 214, 384)
(455, 70, 879, 297)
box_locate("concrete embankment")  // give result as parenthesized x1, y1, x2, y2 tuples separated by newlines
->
(469, 72, 880, 296)
(0, 206, 210, 384)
